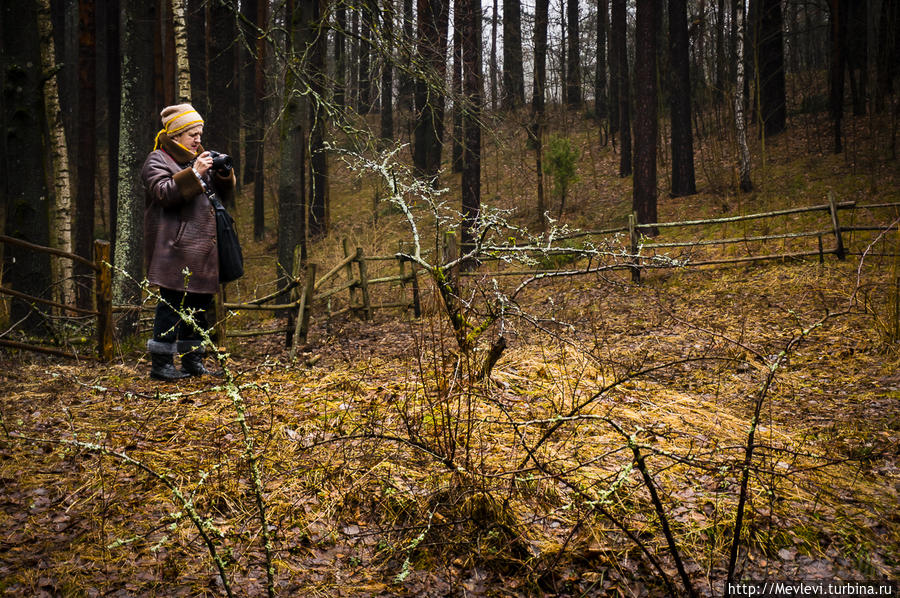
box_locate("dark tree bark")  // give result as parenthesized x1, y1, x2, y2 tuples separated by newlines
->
(309, 0, 329, 237)
(413, 0, 449, 179)
(75, 0, 97, 308)
(460, 0, 482, 246)
(358, 0, 376, 114)
(106, 0, 120, 252)
(207, 0, 240, 202)
(398, 0, 415, 111)
(633, 0, 658, 232)
(594, 0, 608, 119)
(278, 0, 310, 300)
(187, 0, 207, 114)
(875, 0, 897, 112)
(240, 0, 258, 185)
(2, 0, 52, 330)
(381, 0, 395, 140)
(608, 0, 619, 135)
(113, 0, 157, 334)
(758, 0, 786, 136)
(612, 0, 630, 176)
(335, 3, 347, 108)
(490, 0, 499, 111)
(452, 0, 464, 172)
(532, 0, 549, 224)
(829, 0, 848, 153)
(715, 0, 726, 102)
(566, 0, 582, 107)
(249, 0, 268, 241)
(502, 0, 525, 109)
(846, 0, 867, 116)
(350, 8, 359, 108)
(668, 0, 696, 197)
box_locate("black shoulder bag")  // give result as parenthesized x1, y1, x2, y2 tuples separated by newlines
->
(206, 186, 244, 283)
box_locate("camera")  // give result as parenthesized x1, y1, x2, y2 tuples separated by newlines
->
(208, 150, 233, 174)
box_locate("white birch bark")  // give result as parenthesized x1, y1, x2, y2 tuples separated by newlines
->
(37, 0, 75, 307)
(735, 0, 753, 192)
(172, 0, 192, 103)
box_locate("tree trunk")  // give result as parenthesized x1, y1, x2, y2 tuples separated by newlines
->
(715, 0, 726, 102)
(207, 0, 240, 202)
(350, 8, 359, 108)
(251, 0, 268, 241)
(106, 0, 120, 254)
(875, 0, 897, 112)
(595, 0, 608, 120)
(187, 0, 207, 114)
(173, 0, 191, 102)
(633, 0, 658, 233)
(533, 0, 549, 226)
(735, 0, 753, 191)
(566, 0, 582, 107)
(309, 0, 329, 237)
(335, 4, 347, 108)
(113, 0, 157, 334)
(829, 0, 847, 153)
(452, 0, 464, 172)
(612, 0, 631, 176)
(74, 0, 97, 309)
(278, 1, 310, 301)
(398, 0, 415, 111)
(38, 0, 75, 308)
(460, 0, 482, 246)
(758, 0, 786, 136)
(502, 0, 525, 109)
(608, 0, 619, 135)
(413, 0, 450, 180)
(358, 0, 376, 114)
(669, 0, 697, 197)
(490, 0, 498, 111)
(846, 0, 867, 116)
(381, 0, 395, 141)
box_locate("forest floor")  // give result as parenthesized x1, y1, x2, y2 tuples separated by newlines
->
(1, 109, 899, 596)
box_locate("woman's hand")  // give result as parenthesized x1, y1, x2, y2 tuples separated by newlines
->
(194, 151, 213, 177)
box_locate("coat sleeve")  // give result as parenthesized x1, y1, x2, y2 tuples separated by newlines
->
(141, 151, 204, 209)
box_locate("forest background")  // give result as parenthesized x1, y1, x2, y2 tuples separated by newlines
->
(1, 0, 899, 596)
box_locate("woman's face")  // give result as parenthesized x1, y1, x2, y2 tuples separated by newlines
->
(173, 126, 203, 153)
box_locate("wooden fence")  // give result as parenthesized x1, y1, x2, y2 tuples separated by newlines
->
(0, 197, 897, 361)
(0, 235, 113, 361)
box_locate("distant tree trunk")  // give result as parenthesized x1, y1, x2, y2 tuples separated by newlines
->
(74, 0, 97, 309)
(566, 0, 582, 107)
(335, 4, 347, 108)
(358, 0, 375, 114)
(758, 0, 786, 136)
(608, 0, 619, 135)
(159, 0, 175, 105)
(38, 0, 75, 307)
(612, 0, 631, 176)
(595, 0, 608, 120)
(669, 0, 697, 197)
(308, 0, 329, 238)
(187, 0, 207, 114)
(113, 0, 156, 334)
(278, 1, 310, 300)
(875, 0, 897, 112)
(381, 0, 395, 140)
(846, 0, 867, 116)
(490, 0, 499, 111)
(533, 0, 549, 225)
(240, 0, 257, 186)
(829, 0, 847, 153)
(633, 0, 658, 233)
(398, 0, 415, 111)
(350, 8, 359, 108)
(452, 0, 464, 172)
(208, 0, 240, 201)
(106, 0, 120, 254)
(173, 0, 191, 102)
(502, 0, 525, 109)
(715, 0, 727, 101)
(413, 0, 450, 180)
(735, 0, 753, 190)
(251, 0, 268, 241)
(2, 0, 52, 331)
(460, 0, 482, 246)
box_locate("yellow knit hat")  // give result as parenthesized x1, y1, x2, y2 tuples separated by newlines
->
(154, 103, 204, 149)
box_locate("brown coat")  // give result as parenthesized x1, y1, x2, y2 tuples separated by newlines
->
(142, 137, 235, 294)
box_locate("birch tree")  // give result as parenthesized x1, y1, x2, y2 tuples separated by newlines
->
(735, 0, 753, 191)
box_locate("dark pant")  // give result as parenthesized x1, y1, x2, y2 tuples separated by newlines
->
(152, 287, 214, 345)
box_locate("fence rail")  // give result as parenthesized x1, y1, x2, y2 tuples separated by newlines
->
(1, 198, 897, 360)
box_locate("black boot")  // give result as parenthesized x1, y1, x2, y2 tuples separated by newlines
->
(178, 341, 222, 377)
(148, 340, 190, 381)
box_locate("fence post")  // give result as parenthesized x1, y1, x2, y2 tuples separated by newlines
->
(342, 238, 357, 310)
(290, 263, 317, 358)
(628, 213, 641, 282)
(286, 244, 304, 348)
(94, 240, 114, 361)
(356, 248, 371, 321)
(828, 192, 846, 260)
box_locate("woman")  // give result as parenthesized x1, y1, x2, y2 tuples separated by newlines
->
(142, 104, 236, 380)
